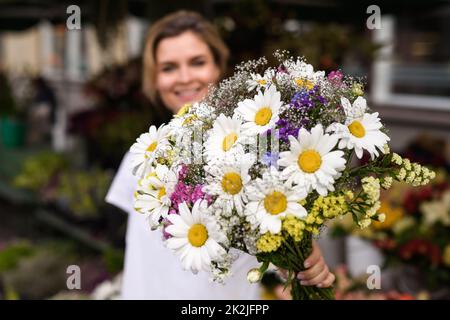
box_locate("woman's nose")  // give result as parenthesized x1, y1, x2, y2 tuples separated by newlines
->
(178, 66, 194, 83)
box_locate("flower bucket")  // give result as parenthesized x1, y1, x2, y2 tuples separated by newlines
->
(0, 116, 26, 148)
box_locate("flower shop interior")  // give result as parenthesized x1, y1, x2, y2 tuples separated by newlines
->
(0, 0, 449, 300)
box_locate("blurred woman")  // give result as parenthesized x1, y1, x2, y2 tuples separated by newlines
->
(106, 10, 334, 299)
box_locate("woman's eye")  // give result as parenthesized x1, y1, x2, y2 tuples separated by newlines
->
(192, 60, 206, 67)
(162, 65, 176, 72)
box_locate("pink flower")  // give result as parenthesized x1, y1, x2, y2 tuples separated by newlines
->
(162, 218, 172, 240)
(328, 70, 343, 86)
(178, 164, 189, 180)
(170, 181, 213, 210)
(192, 185, 213, 205)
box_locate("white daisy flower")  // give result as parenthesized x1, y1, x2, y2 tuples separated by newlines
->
(285, 59, 325, 89)
(278, 124, 346, 196)
(165, 200, 227, 273)
(130, 124, 169, 177)
(204, 114, 245, 163)
(246, 69, 275, 92)
(134, 164, 177, 228)
(234, 85, 282, 136)
(327, 96, 390, 159)
(204, 153, 255, 215)
(245, 167, 307, 234)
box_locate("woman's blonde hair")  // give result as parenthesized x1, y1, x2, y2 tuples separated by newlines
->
(142, 10, 229, 104)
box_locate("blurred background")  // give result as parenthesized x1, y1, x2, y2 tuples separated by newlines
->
(0, 0, 449, 300)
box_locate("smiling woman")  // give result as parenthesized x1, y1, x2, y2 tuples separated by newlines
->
(142, 11, 229, 113)
(154, 31, 220, 111)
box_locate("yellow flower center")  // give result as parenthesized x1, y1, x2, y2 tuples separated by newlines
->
(147, 141, 157, 152)
(157, 187, 166, 200)
(257, 79, 267, 85)
(295, 78, 314, 90)
(264, 191, 288, 215)
(222, 133, 238, 151)
(298, 150, 322, 173)
(254, 107, 272, 126)
(348, 120, 366, 138)
(221, 172, 243, 195)
(188, 223, 208, 247)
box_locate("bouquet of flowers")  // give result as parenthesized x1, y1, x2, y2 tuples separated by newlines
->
(332, 170, 449, 292)
(129, 52, 435, 300)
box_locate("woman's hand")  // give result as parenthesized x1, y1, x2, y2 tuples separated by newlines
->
(297, 241, 335, 288)
(278, 241, 335, 288)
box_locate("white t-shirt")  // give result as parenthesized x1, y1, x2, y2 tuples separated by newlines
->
(105, 152, 262, 299)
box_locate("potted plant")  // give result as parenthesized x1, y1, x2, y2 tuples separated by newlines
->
(0, 72, 27, 148)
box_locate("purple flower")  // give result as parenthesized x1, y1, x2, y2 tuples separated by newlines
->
(277, 64, 287, 74)
(276, 117, 307, 143)
(291, 91, 314, 111)
(262, 152, 279, 167)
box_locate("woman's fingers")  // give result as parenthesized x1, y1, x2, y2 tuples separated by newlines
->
(279, 241, 336, 288)
(303, 241, 321, 268)
(302, 265, 329, 286)
(297, 256, 324, 280)
(318, 272, 336, 288)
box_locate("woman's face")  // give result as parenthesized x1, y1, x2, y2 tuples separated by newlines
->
(155, 31, 221, 113)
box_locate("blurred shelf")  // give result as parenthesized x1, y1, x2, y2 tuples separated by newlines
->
(372, 103, 450, 131)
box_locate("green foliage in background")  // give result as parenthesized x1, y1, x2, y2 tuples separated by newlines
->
(13, 151, 68, 191)
(0, 241, 35, 273)
(57, 168, 112, 218)
(102, 248, 124, 274)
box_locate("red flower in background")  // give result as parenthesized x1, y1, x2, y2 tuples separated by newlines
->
(398, 239, 441, 266)
(402, 186, 434, 214)
(374, 238, 397, 251)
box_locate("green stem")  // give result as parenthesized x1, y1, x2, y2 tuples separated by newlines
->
(288, 236, 335, 300)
